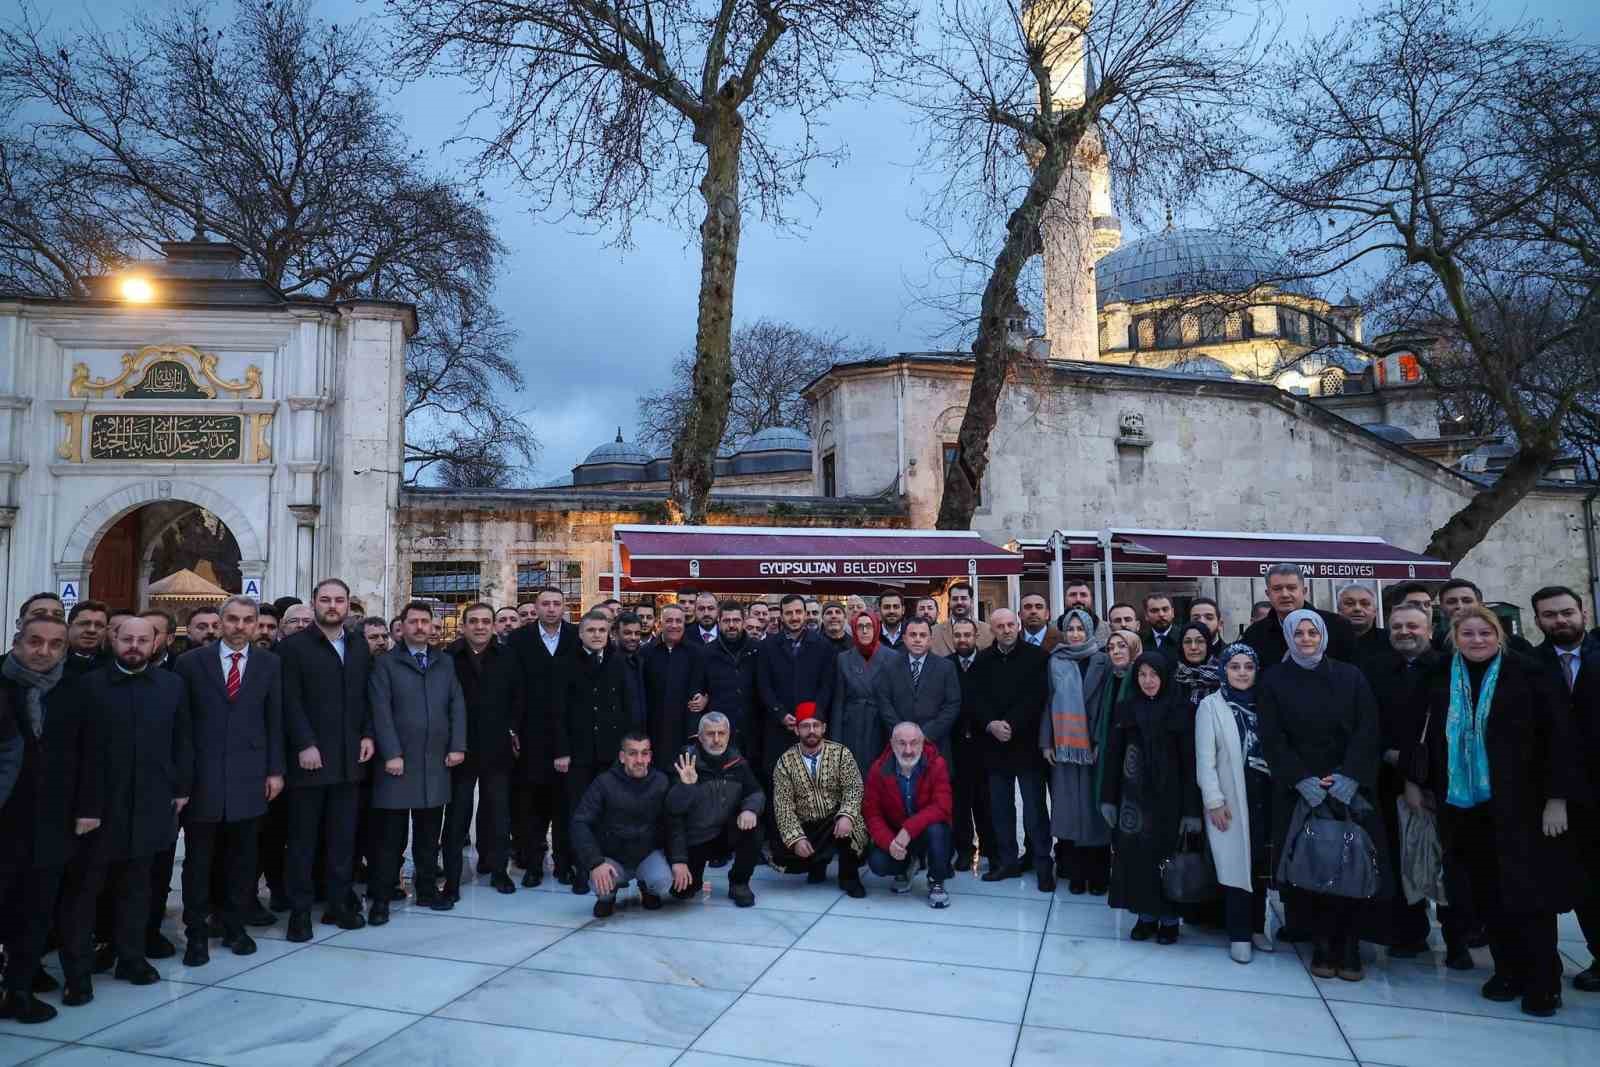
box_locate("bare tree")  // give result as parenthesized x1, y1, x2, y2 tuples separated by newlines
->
(407, 304, 537, 485)
(384, 0, 914, 522)
(635, 318, 877, 450)
(898, 0, 1262, 529)
(0, 0, 535, 483)
(1232, 0, 1600, 563)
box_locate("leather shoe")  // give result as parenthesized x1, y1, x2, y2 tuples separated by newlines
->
(1068, 879, 1087, 895)
(1481, 974, 1523, 1002)
(323, 909, 365, 930)
(839, 878, 867, 899)
(521, 869, 543, 889)
(729, 882, 756, 908)
(183, 929, 210, 967)
(93, 943, 116, 974)
(1444, 944, 1475, 971)
(554, 866, 573, 886)
(1130, 919, 1157, 941)
(1036, 870, 1056, 893)
(246, 901, 277, 928)
(144, 932, 176, 959)
(570, 868, 589, 895)
(286, 911, 313, 943)
(223, 932, 257, 956)
(31, 969, 59, 993)
(1573, 964, 1600, 992)
(62, 980, 94, 1007)
(491, 871, 516, 894)
(0, 991, 58, 1024)
(1156, 924, 1180, 945)
(367, 901, 390, 927)
(114, 959, 160, 985)
(981, 864, 1022, 882)
(640, 890, 663, 910)
(592, 897, 615, 918)
(1522, 991, 1562, 1017)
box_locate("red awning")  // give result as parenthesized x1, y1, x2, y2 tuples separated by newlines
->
(614, 524, 1023, 590)
(1110, 528, 1453, 581)
(1013, 534, 1162, 576)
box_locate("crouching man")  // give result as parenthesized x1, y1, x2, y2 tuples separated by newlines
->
(771, 705, 869, 897)
(865, 723, 954, 909)
(571, 733, 691, 918)
(668, 712, 765, 907)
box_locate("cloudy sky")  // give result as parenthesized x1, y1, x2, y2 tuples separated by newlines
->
(24, 0, 1600, 480)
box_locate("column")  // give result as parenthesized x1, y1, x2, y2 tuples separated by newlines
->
(289, 506, 319, 601)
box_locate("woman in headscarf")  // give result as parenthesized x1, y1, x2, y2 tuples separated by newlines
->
(830, 610, 900, 774)
(1413, 605, 1576, 1017)
(1257, 608, 1386, 982)
(1099, 650, 1202, 942)
(1197, 643, 1274, 964)
(1172, 621, 1223, 711)
(1041, 609, 1113, 894)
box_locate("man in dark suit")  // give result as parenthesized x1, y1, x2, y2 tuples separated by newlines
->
(1529, 585, 1600, 993)
(554, 609, 635, 898)
(1140, 593, 1179, 656)
(58, 616, 191, 999)
(63, 600, 110, 677)
(755, 594, 836, 782)
(877, 618, 961, 750)
(974, 608, 1052, 888)
(946, 618, 997, 871)
(173, 595, 284, 967)
(878, 593, 908, 651)
(643, 604, 709, 773)
(690, 592, 721, 645)
(700, 601, 760, 755)
(444, 602, 517, 895)
(0, 617, 97, 1023)
(1242, 565, 1357, 665)
(279, 578, 373, 941)
(504, 585, 579, 887)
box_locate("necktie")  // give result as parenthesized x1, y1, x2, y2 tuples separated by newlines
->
(1563, 651, 1579, 691)
(226, 652, 242, 701)
(911, 657, 923, 692)
(414, 650, 428, 671)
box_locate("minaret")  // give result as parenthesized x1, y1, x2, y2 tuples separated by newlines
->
(1020, 0, 1121, 361)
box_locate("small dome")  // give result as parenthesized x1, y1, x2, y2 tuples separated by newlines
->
(1097, 227, 1300, 305)
(582, 427, 650, 466)
(738, 426, 812, 453)
(1365, 423, 1415, 443)
(1165, 354, 1235, 379)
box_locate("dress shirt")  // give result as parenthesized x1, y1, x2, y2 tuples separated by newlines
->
(539, 623, 562, 656)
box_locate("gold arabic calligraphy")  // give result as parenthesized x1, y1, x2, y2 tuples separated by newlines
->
(88, 415, 242, 461)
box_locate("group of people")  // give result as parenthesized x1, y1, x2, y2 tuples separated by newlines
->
(0, 567, 1594, 1025)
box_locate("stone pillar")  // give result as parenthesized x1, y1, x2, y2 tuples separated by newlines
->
(288, 504, 320, 601)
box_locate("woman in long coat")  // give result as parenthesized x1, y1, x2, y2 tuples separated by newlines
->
(1099, 651, 1200, 942)
(1256, 608, 1386, 982)
(1415, 605, 1577, 1017)
(831, 612, 900, 775)
(1196, 642, 1274, 964)
(1042, 609, 1113, 894)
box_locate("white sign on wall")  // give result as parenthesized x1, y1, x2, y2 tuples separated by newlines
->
(59, 580, 80, 610)
(241, 576, 264, 601)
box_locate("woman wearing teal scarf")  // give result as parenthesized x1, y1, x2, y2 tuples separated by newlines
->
(1415, 605, 1578, 1018)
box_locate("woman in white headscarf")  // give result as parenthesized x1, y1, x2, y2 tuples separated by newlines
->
(1257, 608, 1387, 983)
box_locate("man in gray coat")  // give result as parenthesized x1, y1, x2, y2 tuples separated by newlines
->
(365, 601, 466, 925)
(879, 618, 961, 749)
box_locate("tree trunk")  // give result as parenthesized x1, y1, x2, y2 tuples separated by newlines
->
(668, 104, 743, 524)
(1424, 442, 1557, 563)
(934, 137, 1069, 530)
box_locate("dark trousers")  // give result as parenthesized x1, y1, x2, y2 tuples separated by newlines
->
(773, 820, 863, 880)
(1224, 885, 1267, 943)
(1054, 841, 1111, 885)
(0, 865, 64, 993)
(516, 780, 567, 872)
(60, 855, 151, 980)
(181, 818, 259, 934)
(286, 782, 358, 914)
(1446, 804, 1563, 997)
(1574, 822, 1600, 957)
(684, 819, 763, 887)
(372, 807, 444, 901)
(258, 792, 288, 899)
(354, 784, 376, 877)
(951, 738, 996, 860)
(988, 768, 1050, 873)
(444, 770, 509, 886)
(867, 821, 954, 881)
(146, 844, 177, 935)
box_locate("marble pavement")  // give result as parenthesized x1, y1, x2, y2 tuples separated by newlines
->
(1, 854, 1594, 1066)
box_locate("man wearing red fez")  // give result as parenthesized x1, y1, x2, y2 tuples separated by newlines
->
(769, 701, 869, 896)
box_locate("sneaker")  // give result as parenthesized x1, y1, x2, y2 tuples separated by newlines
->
(1230, 941, 1253, 965)
(927, 880, 950, 909)
(728, 882, 756, 908)
(891, 874, 912, 894)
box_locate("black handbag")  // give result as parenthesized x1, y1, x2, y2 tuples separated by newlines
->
(1159, 829, 1219, 903)
(1276, 795, 1380, 900)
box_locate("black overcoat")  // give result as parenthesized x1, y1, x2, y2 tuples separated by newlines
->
(0, 664, 100, 870)
(78, 663, 193, 862)
(280, 626, 372, 788)
(175, 643, 284, 822)
(505, 621, 579, 785)
(700, 635, 760, 748)
(643, 639, 709, 770)
(556, 649, 634, 768)
(755, 630, 836, 773)
(447, 638, 515, 774)
(971, 640, 1048, 774)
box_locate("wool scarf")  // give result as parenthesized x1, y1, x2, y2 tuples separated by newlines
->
(1445, 652, 1499, 807)
(1049, 609, 1101, 761)
(1, 653, 65, 738)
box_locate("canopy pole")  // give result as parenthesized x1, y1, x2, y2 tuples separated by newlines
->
(1374, 579, 1385, 624)
(1048, 531, 1066, 622)
(1101, 530, 1116, 613)
(1006, 574, 1021, 613)
(611, 537, 622, 600)
(1092, 560, 1103, 621)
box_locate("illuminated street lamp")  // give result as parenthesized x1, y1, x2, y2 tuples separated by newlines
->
(119, 276, 155, 302)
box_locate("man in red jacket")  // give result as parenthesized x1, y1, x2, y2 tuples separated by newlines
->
(864, 722, 954, 908)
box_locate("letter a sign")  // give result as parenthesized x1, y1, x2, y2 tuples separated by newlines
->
(242, 576, 264, 600)
(59, 580, 80, 610)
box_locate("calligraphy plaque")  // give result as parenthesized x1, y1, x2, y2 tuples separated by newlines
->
(88, 414, 243, 461)
(122, 359, 208, 398)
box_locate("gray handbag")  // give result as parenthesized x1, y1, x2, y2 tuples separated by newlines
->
(1276, 795, 1380, 900)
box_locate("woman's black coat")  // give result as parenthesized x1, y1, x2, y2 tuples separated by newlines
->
(1099, 653, 1199, 917)
(1418, 649, 1580, 915)
(0, 666, 100, 871)
(1256, 656, 1388, 890)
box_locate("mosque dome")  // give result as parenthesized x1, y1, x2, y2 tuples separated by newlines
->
(1164, 354, 1235, 379)
(582, 428, 650, 466)
(1364, 423, 1416, 443)
(1097, 228, 1299, 305)
(737, 426, 813, 453)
